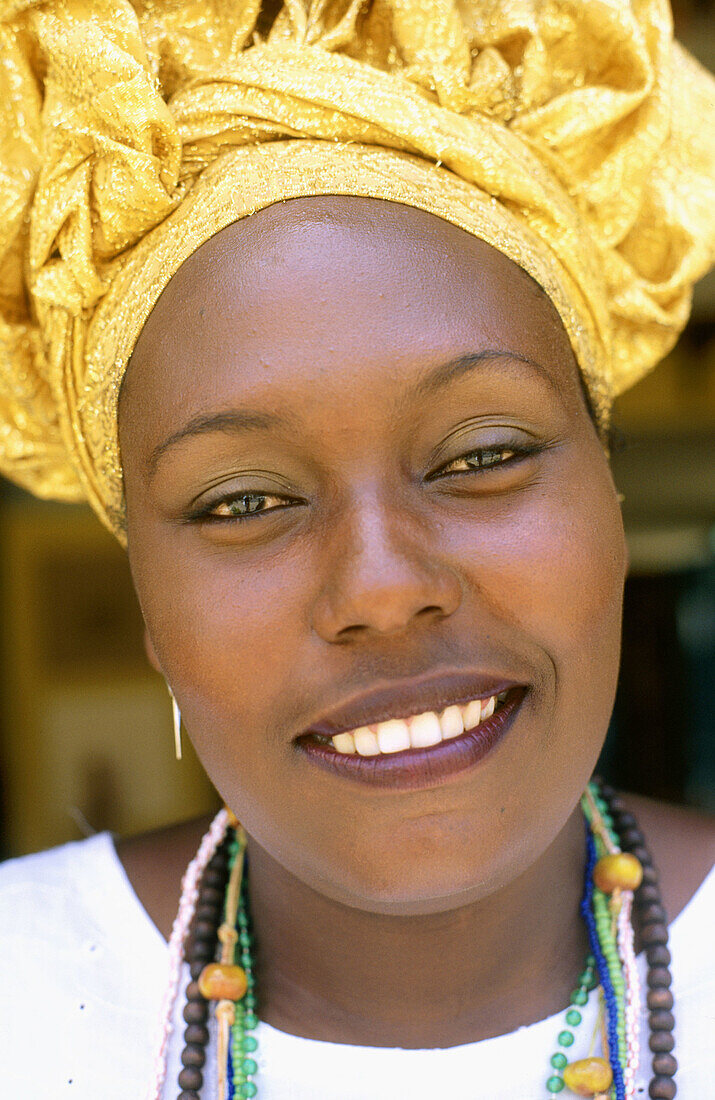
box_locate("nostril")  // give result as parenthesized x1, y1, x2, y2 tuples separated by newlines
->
(335, 622, 369, 642)
(330, 603, 450, 641)
(312, 562, 462, 642)
(416, 605, 445, 619)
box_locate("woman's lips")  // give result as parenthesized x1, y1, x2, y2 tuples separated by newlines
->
(297, 687, 525, 790)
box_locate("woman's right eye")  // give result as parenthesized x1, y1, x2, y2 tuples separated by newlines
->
(196, 491, 297, 522)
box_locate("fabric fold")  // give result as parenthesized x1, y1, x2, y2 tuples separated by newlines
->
(0, 0, 712, 540)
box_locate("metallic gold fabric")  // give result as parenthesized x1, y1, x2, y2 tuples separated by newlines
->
(0, 0, 713, 540)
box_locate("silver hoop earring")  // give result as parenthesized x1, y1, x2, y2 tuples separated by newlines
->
(168, 686, 182, 760)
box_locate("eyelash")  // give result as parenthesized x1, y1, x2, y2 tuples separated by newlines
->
(428, 442, 541, 479)
(192, 443, 542, 523)
(191, 492, 298, 523)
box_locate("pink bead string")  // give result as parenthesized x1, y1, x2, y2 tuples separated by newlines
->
(146, 808, 230, 1100)
(617, 889, 641, 1100)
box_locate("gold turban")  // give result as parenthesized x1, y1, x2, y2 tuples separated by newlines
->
(1, 0, 714, 541)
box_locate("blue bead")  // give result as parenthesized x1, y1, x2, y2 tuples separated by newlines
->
(581, 824, 626, 1100)
(227, 1045, 235, 1100)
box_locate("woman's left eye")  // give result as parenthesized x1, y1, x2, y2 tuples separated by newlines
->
(434, 446, 520, 476)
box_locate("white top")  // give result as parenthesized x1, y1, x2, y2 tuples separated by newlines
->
(0, 832, 712, 1098)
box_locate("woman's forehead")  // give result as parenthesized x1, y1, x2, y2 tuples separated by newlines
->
(129, 195, 573, 381)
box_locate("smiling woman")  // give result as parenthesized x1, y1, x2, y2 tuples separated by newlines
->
(0, 2, 714, 1100)
(119, 200, 625, 921)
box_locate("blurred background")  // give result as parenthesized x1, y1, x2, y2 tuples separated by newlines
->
(1, 0, 714, 859)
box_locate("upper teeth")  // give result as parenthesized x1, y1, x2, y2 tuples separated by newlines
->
(330, 694, 503, 756)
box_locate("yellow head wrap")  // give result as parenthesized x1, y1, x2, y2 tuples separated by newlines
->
(1, 0, 713, 541)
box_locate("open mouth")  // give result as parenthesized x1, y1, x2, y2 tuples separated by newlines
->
(307, 690, 508, 756)
(297, 686, 525, 789)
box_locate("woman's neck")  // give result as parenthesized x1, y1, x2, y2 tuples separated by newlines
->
(116, 792, 713, 1049)
(244, 806, 588, 1048)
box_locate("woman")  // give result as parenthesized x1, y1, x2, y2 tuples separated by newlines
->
(0, 2, 713, 1098)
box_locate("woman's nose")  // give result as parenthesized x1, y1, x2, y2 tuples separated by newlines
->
(310, 495, 462, 643)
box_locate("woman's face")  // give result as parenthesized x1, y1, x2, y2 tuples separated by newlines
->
(119, 197, 627, 915)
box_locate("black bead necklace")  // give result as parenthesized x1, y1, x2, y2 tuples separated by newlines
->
(176, 784, 678, 1100)
(601, 784, 678, 1099)
(178, 837, 232, 1099)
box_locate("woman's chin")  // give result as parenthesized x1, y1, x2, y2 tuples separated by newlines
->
(289, 839, 523, 916)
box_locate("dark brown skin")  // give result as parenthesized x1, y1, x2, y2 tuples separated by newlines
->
(117, 197, 713, 1048)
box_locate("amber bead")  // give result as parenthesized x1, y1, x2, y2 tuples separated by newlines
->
(641, 922, 669, 947)
(647, 988, 674, 1011)
(198, 962, 248, 1002)
(646, 945, 671, 968)
(181, 1044, 206, 1069)
(649, 1031, 675, 1054)
(178, 1067, 203, 1091)
(653, 1053, 677, 1076)
(562, 1056, 613, 1095)
(593, 853, 643, 893)
(649, 1075, 677, 1099)
(647, 967, 672, 990)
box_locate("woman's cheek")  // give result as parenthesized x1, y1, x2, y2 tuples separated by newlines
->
(148, 543, 345, 812)
(464, 474, 625, 651)
(131, 526, 305, 732)
(140, 559, 299, 801)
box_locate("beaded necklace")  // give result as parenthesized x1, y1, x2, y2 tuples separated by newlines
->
(147, 781, 677, 1100)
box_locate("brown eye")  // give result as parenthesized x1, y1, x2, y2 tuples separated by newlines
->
(439, 447, 517, 475)
(207, 492, 290, 519)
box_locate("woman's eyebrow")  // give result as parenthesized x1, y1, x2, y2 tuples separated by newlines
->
(413, 349, 559, 397)
(149, 409, 291, 475)
(148, 351, 557, 473)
